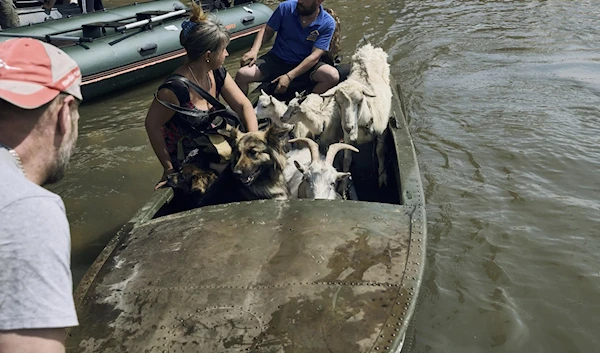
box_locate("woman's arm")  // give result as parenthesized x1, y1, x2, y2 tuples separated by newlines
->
(144, 89, 178, 187)
(220, 72, 259, 132)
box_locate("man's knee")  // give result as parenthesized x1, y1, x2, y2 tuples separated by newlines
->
(314, 64, 340, 88)
(234, 66, 251, 83)
(235, 65, 263, 84)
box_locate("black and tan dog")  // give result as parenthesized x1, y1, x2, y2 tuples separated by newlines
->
(164, 163, 218, 195)
(160, 163, 219, 210)
(197, 124, 291, 207)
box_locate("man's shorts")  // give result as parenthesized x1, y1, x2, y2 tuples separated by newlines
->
(256, 51, 328, 86)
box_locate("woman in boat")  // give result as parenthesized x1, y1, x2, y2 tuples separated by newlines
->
(145, 2, 259, 190)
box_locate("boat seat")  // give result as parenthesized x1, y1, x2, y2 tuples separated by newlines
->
(135, 10, 171, 21)
(82, 10, 174, 38)
(82, 21, 124, 38)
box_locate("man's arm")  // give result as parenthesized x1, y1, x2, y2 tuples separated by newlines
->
(277, 15, 336, 85)
(250, 25, 275, 54)
(239, 25, 276, 67)
(286, 47, 326, 80)
(0, 329, 66, 353)
(240, 0, 285, 67)
(271, 47, 325, 93)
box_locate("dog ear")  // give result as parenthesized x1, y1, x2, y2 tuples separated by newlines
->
(218, 125, 243, 141)
(265, 122, 292, 147)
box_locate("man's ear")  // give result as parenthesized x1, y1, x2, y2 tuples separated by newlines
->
(57, 95, 77, 136)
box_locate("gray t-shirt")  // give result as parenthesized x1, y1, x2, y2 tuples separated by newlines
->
(0, 148, 78, 330)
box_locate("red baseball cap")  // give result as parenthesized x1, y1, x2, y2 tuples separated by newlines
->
(0, 38, 82, 109)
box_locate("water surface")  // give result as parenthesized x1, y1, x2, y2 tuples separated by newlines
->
(47, 0, 600, 351)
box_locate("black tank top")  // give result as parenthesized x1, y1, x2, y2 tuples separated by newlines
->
(159, 67, 228, 160)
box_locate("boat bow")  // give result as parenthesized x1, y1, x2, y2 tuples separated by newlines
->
(66, 199, 424, 353)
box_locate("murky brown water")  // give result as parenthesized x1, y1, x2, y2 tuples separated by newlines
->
(45, 0, 600, 352)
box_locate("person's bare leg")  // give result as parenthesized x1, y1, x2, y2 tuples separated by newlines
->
(234, 65, 265, 95)
(311, 64, 340, 94)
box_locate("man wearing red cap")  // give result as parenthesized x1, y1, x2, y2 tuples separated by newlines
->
(0, 38, 82, 353)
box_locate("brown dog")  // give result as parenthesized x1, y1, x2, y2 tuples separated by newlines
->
(163, 163, 218, 196)
(197, 123, 291, 207)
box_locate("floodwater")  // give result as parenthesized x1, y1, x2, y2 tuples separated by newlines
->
(46, 0, 599, 352)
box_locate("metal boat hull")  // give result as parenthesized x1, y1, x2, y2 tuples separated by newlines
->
(66, 81, 427, 353)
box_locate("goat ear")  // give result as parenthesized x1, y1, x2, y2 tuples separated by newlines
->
(362, 86, 377, 97)
(260, 89, 267, 96)
(320, 87, 337, 98)
(336, 172, 351, 181)
(294, 160, 307, 174)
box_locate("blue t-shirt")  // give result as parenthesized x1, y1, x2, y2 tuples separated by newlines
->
(267, 0, 336, 64)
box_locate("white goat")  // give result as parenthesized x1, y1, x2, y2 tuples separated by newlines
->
(321, 43, 392, 187)
(255, 89, 311, 138)
(284, 137, 358, 200)
(280, 91, 343, 150)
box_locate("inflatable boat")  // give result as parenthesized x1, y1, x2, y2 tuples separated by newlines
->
(1, 0, 273, 100)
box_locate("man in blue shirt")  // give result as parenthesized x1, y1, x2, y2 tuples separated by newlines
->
(235, 0, 339, 96)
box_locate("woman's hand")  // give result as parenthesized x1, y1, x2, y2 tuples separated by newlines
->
(155, 167, 175, 190)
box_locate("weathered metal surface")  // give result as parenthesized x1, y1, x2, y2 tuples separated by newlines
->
(66, 200, 417, 352)
(71, 188, 174, 311)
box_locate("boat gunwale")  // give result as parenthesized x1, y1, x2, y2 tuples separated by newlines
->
(379, 79, 427, 352)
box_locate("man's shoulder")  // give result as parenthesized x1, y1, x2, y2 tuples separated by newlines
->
(0, 161, 65, 216)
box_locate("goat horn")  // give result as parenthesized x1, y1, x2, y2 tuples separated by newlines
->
(289, 138, 320, 163)
(325, 143, 359, 166)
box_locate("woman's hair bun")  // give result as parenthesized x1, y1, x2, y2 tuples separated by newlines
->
(189, 1, 208, 23)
